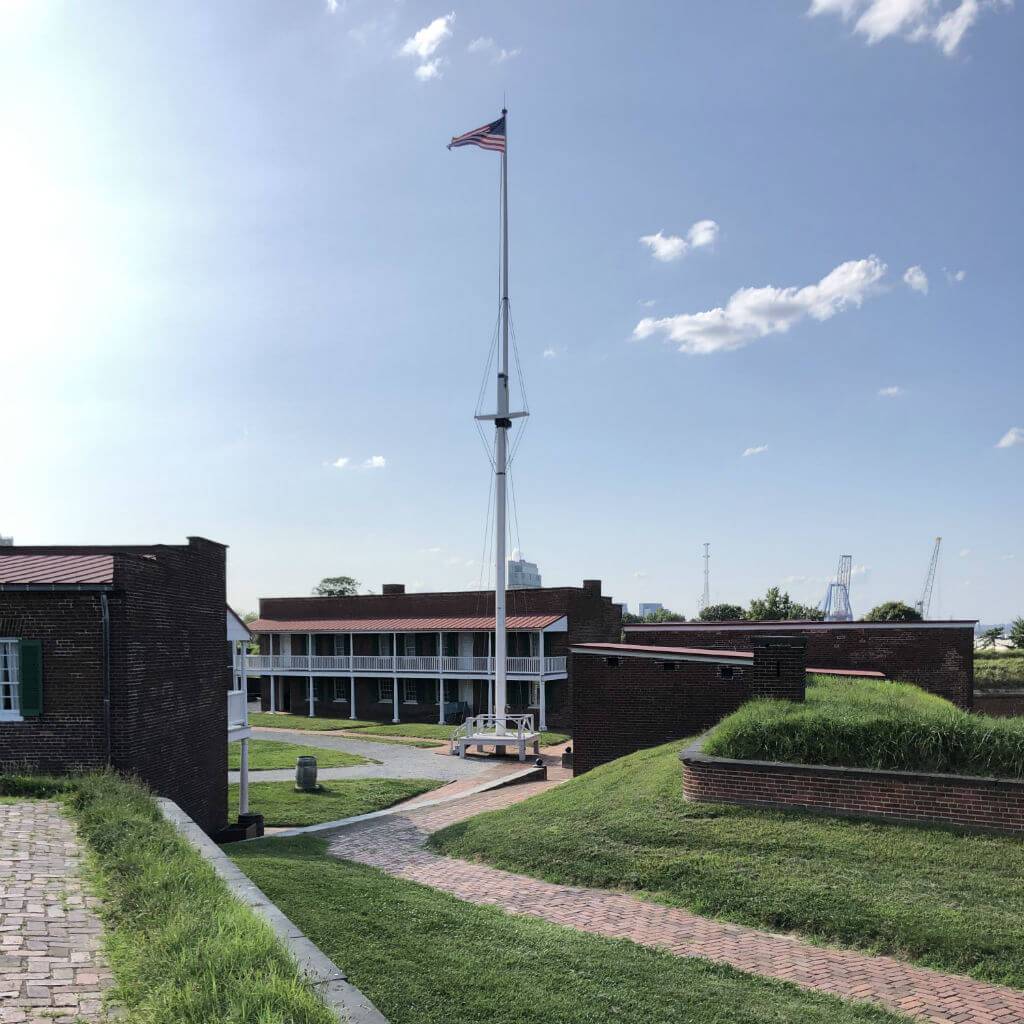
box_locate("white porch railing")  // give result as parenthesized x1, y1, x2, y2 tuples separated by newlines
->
(227, 689, 248, 729)
(244, 654, 567, 676)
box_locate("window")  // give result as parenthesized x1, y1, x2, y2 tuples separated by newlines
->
(0, 640, 19, 717)
(378, 680, 394, 703)
(332, 679, 349, 702)
(403, 680, 419, 704)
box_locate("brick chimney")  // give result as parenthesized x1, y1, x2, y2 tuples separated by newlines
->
(381, 583, 405, 595)
(582, 579, 602, 596)
(750, 636, 806, 703)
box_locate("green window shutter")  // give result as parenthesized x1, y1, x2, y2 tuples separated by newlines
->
(18, 640, 43, 717)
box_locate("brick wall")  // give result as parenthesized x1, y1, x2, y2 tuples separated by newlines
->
(0, 593, 108, 772)
(571, 638, 805, 775)
(629, 623, 974, 708)
(0, 538, 228, 835)
(110, 538, 228, 835)
(681, 738, 1024, 834)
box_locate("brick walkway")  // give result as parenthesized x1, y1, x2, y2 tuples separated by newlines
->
(0, 801, 114, 1023)
(326, 787, 1024, 1024)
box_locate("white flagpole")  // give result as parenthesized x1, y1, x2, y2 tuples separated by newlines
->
(494, 107, 510, 732)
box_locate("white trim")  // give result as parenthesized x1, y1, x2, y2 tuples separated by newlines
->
(622, 620, 976, 633)
(0, 638, 21, 718)
(570, 644, 753, 665)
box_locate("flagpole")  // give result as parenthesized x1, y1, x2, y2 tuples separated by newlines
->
(494, 107, 510, 732)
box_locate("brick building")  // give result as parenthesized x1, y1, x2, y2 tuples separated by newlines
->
(569, 637, 807, 774)
(248, 580, 621, 731)
(624, 620, 976, 708)
(0, 538, 231, 834)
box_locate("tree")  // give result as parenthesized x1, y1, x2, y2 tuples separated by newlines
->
(747, 587, 824, 621)
(979, 625, 1005, 649)
(621, 608, 685, 625)
(1009, 617, 1024, 649)
(863, 601, 922, 623)
(699, 603, 746, 622)
(313, 576, 360, 597)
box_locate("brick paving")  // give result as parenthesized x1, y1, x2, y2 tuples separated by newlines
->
(0, 801, 114, 1023)
(326, 786, 1024, 1024)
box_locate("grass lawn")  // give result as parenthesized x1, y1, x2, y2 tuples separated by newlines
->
(339, 734, 446, 749)
(230, 836, 902, 1024)
(228, 739, 374, 771)
(230, 778, 443, 827)
(975, 649, 1024, 689)
(430, 739, 1024, 989)
(704, 675, 1024, 777)
(249, 712, 382, 731)
(0, 772, 335, 1024)
(345, 721, 571, 746)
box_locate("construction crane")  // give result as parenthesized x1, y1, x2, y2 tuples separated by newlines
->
(697, 543, 710, 614)
(821, 554, 853, 621)
(915, 537, 942, 619)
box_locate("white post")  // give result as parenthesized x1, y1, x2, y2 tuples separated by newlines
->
(487, 631, 494, 717)
(538, 629, 546, 731)
(269, 672, 276, 714)
(349, 631, 356, 719)
(392, 631, 399, 723)
(438, 631, 445, 724)
(307, 632, 315, 717)
(239, 641, 248, 727)
(239, 737, 249, 816)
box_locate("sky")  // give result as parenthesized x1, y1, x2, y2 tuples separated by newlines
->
(1, 0, 1021, 622)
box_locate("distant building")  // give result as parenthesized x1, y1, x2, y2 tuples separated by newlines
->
(0, 536, 12, 547)
(638, 602, 664, 617)
(508, 555, 542, 589)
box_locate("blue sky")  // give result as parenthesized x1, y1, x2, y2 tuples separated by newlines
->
(1, 0, 1020, 621)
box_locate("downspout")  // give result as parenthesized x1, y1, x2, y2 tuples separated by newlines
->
(100, 592, 112, 766)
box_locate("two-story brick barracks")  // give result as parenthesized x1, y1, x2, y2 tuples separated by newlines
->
(623, 619, 976, 708)
(248, 580, 621, 731)
(0, 537, 235, 834)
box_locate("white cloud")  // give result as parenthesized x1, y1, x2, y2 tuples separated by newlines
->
(467, 36, 520, 61)
(363, 455, 387, 468)
(944, 267, 967, 284)
(878, 385, 904, 397)
(414, 58, 445, 81)
(903, 265, 929, 294)
(688, 219, 720, 248)
(850, 563, 871, 577)
(742, 444, 769, 457)
(325, 0, 339, 13)
(996, 427, 1024, 449)
(420, 545, 443, 554)
(400, 12, 454, 79)
(401, 12, 454, 58)
(959, 547, 971, 557)
(634, 256, 887, 355)
(808, 0, 1011, 56)
(639, 220, 719, 263)
(331, 456, 350, 469)
(1004, 554, 1017, 561)
(543, 347, 557, 359)
(633, 570, 649, 579)
(638, 298, 657, 307)
(639, 230, 688, 262)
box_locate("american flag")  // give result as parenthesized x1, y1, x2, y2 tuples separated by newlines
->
(448, 115, 506, 154)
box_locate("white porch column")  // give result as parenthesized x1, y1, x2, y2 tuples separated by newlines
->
(308, 633, 315, 717)
(349, 631, 356, 719)
(392, 631, 399, 722)
(269, 674, 276, 713)
(438, 631, 445, 724)
(538, 629, 547, 731)
(487, 631, 494, 717)
(239, 737, 250, 816)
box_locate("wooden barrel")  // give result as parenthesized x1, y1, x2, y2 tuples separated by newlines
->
(295, 755, 319, 791)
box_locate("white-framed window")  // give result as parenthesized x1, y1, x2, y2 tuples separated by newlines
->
(332, 679, 349, 702)
(378, 679, 394, 703)
(529, 680, 541, 707)
(403, 679, 418, 704)
(0, 640, 20, 718)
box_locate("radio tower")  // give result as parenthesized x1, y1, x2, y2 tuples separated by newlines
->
(697, 543, 710, 615)
(822, 554, 853, 621)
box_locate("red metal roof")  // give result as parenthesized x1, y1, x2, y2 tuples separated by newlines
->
(248, 614, 565, 633)
(571, 642, 755, 660)
(0, 554, 114, 585)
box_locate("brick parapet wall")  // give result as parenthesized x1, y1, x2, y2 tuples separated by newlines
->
(681, 737, 1024, 834)
(631, 623, 974, 709)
